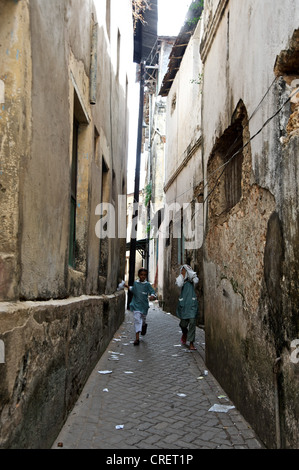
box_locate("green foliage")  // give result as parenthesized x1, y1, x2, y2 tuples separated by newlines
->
(144, 182, 152, 207)
(190, 72, 203, 85)
(187, 0, 204, 26)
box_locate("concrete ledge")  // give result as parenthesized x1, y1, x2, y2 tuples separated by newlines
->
(0, 291, 125, 448)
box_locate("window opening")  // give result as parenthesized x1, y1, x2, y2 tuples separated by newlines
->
(207, 103, 246, 220)
(224, 132, 243, 212)
(99, 157, 110, 277)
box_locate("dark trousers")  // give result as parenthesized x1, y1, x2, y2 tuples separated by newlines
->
(180, 318, 196, 343)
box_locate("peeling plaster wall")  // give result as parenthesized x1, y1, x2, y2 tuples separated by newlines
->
(201, 0, 299, 448)
(0, 0, 133, 448)
(20, 0, 70, 300)
(0, 0, 32, 301)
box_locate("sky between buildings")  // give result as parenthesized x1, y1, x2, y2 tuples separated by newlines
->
(127, 0, 192, 194)
(158, 0, 192, 36)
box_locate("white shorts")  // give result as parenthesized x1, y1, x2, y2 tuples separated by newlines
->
(133, 311, 147, 333)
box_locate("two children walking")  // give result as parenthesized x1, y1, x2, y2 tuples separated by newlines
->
(125, 264, 199, 350)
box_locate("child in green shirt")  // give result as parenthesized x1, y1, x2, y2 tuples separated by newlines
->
(125, 268, 157, 345)
(176, 265, 199, 350)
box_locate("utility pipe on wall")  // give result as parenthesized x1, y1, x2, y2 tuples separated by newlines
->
(90, 23, 98, 105)
(127, 62, 145, 307)
(273, 356, 282, 449)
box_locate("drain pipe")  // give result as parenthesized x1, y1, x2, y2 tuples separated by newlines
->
(273, 356, 282, 449)
(90, 22, 98, 105)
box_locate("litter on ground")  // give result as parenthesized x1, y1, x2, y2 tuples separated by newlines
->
(209, 404, 235, 413)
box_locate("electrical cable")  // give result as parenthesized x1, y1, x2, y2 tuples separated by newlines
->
(153, 81, 299, 235)
(165, 76, 280, 206)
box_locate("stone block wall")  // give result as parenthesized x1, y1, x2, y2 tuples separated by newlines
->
(0, 291, 125, 448)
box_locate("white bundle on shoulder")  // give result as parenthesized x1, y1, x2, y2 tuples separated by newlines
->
(117, 280, 125, 291)
(175, 265, 199, 287)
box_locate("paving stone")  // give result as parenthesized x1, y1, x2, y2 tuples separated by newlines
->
(52, 306, 264, 450)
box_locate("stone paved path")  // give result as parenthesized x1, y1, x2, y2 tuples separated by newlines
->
(52, 304, 264, 450)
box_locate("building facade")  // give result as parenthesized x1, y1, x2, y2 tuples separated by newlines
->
(158, 5, 205, 322)
(142, 36, 175, 294)
(126, 190, 147, 280)
(0, 0, 133, 448)
(200, 0, 299, 449)
(157, 0, 298, 448)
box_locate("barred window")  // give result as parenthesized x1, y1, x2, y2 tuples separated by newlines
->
(207, 103, 246, 219)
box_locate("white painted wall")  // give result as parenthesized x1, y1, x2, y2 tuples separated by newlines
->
(164, 22, 203, 208)
(202, 0, 299, 196)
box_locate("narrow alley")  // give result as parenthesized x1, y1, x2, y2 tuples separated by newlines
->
(0, 0, 298, 452)
(52, 304, 263, 451)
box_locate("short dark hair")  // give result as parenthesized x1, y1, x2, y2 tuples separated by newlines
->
(138, 268, 148, 276)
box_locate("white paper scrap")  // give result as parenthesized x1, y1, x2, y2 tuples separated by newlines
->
(98, 370, 112, 374)
(177, 393, 187, 397)
(117, 280, 125, 291)
(209, 404, 235, 413)
(124, 371, 134, 374)
(115, 425, 124, 429)
(103, 388, 109, 392)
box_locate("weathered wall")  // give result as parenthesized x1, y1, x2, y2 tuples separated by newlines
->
(148, 98, 167, 288)
(0, 0, 32, 301)
(19, 0, 131, 299)
(0, 0, 133, 448)
(0, 291, 125, 449)
(163, 21, 204, 323)
(201, 0, 299, 448)
(0, 0, 131, 301)
(146, 38, 173, 290)
(20, 0, 70, 300)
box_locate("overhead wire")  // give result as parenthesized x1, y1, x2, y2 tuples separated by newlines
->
(165, 76, 279, 207)
(152, 78, 299, 236)
(193, 82, 299, 219)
